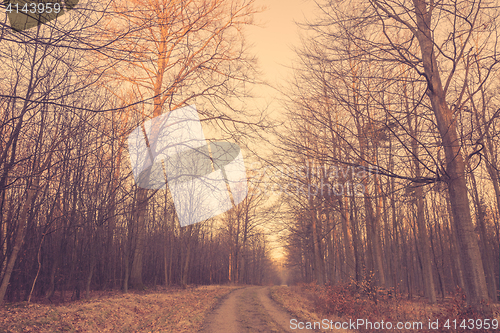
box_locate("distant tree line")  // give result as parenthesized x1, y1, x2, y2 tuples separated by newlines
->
(0, 0, 278, 304)
(278, 0, 500, 310)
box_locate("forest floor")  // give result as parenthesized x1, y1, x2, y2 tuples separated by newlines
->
(2, 284, 499, 332)
(0, 285, 238, 332)
(0, 285, 349, 333)
(270, 285, 355, 332)
(270, 283, 500, 333)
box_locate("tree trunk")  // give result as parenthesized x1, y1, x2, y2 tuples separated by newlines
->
(413, 0, 489, 305)
(415, 185, 436, 303)
(469, 166, 497, 301)
(0, 197, 30, 303)
(0, 174, 43, 303)
(444, 194, 465, 290)
(310, 202, 325, 285)
(350, 193, 363, 283)
(340, 196, 355, 281)
(181, 225, 194, 287)
(407, 98, 436, 303)
(130, 189, 148, 289)
(373, 174, 386, 287)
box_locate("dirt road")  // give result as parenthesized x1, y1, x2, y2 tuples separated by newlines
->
(201, 286, 318, 333)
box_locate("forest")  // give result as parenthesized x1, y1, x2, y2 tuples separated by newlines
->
(1, 0, 500, 326)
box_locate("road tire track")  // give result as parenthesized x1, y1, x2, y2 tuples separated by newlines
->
(201, 286, 318, 333)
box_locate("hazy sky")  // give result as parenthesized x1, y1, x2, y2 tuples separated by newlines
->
(245, 0, 317, 102)
(243, 0, 318, 260)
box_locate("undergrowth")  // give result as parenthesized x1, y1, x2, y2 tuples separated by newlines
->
(289, 282, 498, 332)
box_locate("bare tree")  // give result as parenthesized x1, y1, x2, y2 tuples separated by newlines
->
(279, 0, 500, 307)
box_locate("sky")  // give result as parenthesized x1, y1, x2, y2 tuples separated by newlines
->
(245, 0, 318, 104)
(243, 0, 319, 260)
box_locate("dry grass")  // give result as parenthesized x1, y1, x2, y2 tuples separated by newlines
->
(0, 285, 237, 333)
(271, 283, 500, 333)
(270, 285, 355, 332)
(270, 285, 319, 322)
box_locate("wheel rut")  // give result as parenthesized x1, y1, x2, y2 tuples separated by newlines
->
(201, 286, 318, 333)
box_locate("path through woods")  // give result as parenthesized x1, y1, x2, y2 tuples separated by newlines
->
(202, 286, 341, 333)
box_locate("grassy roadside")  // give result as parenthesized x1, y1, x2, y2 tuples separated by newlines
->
(270, 284, 500, 333)
(270, 285, 355, 332)
(0, 285, 238, 333)
(270, 286, 321, 323)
